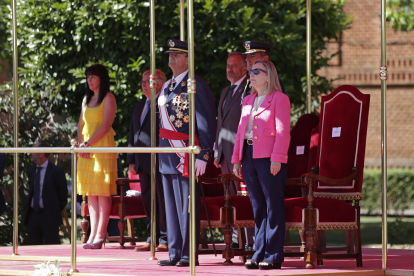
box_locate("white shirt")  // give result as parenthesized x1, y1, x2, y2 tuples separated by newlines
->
(222, 75, 247, 110)
(163, 70, 189, 91)
(232, 75, 246, 96)
(31, 160, 48, 209)
(244, 95, 267, 139)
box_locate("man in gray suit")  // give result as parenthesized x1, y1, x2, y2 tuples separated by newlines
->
(214, 52, 253, 249)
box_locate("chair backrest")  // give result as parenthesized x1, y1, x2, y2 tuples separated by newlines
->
(314, 85, 370, 200)
(285, 113, 319, 198)
(127, 171, 141, 192)
(307, 125, 319, 173)
(202, 157, 224, 197)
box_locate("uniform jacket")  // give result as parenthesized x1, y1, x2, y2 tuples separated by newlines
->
(214, 77, 248, 164)
(158, 73, 216, 174)
(127, 96, 160, 174)
(24, 162, 68, 227)
(231, 90, 291, 164)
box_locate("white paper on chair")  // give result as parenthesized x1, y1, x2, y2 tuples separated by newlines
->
(296, 146, 305, 155)
(332, 127, 341, 137)
(126, 190, 142, 197)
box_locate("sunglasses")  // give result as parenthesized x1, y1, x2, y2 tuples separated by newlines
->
(248, 68, 267, 75)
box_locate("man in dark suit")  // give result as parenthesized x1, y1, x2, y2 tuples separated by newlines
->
(241, 41, 286, 102)
(214, 52, 254, 250)
(157, 39, 216, 267)
(24, 142, 68, 245)
(127, 69, 168, 252)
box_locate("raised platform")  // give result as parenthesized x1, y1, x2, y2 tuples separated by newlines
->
(0, 243, 413, 276)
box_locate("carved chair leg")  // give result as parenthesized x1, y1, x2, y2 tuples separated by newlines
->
(285, 229, 291, 243)
(81, 195, 89, 243)
(222, 225, 234, 265)
(354, 227, 363, 267)
(345, 229, 355, 254)
(118, 219, 126, 249)
(127, 219, 136, 245)
(299, 230, 306, 252)
(315, 230, 323, 266)
(238, 227, 244, 249)
(304, 178, 317, 269)
(200, 228, 209, 249)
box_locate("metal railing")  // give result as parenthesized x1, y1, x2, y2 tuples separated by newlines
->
(5, 0, 389, 274)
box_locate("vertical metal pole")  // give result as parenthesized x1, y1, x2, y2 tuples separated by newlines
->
(149, 0, 158, 261)
(380, 0, 388, 270)
(11, 0, 19, 257)
(187, 0, 196, 274)
(306, 0, 312, 113)
(180, 0, 185, 41)
(70, 140, 79, 273)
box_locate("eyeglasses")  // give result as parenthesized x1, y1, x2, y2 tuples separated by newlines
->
(248, 68, 267, 75)
(140, 80, 150, 86)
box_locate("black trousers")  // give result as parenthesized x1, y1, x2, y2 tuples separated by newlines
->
(27, 208, 61, 245)
(139, 171, 168, 244)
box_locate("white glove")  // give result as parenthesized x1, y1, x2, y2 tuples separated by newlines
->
(195, 159, 207, 176)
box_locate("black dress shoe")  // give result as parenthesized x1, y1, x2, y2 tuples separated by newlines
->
(176, 259, 199, 267)
(258, 261, 281, 270)
(157, 258, 181, 266)
(245, 259, 259, 269)
(230, 242, 239, 249)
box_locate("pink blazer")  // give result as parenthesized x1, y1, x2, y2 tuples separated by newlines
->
(231, 90, 291, 164)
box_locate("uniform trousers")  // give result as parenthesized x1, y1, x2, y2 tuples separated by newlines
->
(139, 171, 168, 244)
(162, 173, 200, 259)
(27, 208, 61, 245)
(241, 142, 287, 263)
(220, 158, 254, 246)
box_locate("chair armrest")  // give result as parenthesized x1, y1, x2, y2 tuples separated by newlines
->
(199, 176, 221, 184)
(303, 167, 359, 186)
(219, 173, 245, 184)
(286, 178, 303, 186)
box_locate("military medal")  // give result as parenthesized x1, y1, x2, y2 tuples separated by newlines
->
(169, 78, 176, 92)
(203, 152, 209, 161)
(174, 120, 183, 128)
(182, 99, 189, 110)
(176, 110, 184, 119)
(169, 115, 176, 122)
(183, 115, 189, 123)
(173, 95, 182, 105)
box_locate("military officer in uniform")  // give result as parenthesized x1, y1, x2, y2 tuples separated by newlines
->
(157, 39, 216, 267)
(241, 41, 286, 103)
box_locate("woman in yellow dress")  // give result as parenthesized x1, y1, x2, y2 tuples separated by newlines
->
(77, 64, 118, 249)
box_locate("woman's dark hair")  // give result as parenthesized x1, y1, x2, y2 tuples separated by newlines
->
(85, 64, 110, 106)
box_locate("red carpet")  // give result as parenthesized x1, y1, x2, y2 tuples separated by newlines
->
(0, 243, 413, 275)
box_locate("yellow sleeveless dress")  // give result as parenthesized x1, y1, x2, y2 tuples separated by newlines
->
(77, 96, 118, 196)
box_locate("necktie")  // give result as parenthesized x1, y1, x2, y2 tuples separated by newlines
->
(33, 167, 42, 212)
(223, 84, 237, 113)
(140, 100, 151, 125)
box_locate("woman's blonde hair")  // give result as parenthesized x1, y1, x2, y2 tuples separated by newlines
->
(253, 60, 282, 94)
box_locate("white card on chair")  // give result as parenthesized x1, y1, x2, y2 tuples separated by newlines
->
(332, 127, 341, 137)
(296, 146, 305, 155)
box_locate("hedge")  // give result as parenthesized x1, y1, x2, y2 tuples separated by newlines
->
(361, 168, 414, 215)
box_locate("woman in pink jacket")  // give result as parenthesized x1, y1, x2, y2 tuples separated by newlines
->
(232, 60, 290, 270)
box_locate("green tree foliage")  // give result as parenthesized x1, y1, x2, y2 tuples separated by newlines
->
(0, 0, 350, 147)
(387, 0, 414, 32)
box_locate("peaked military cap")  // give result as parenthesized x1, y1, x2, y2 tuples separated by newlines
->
(165, 39, 199, 53)
(243, 41, 273, 54)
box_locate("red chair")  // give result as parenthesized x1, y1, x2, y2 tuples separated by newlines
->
(81, 175, 147, 248)
(285, 85, 370, 268)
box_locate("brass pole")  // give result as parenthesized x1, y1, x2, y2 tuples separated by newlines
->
(11, 0, 19, 257)
(149, 0, 158, 261)
(180, 0, 185, 41)
(187, 0, 196, 274)
(380, 0, 388, 270)
(70, 139, 79, 273)
(306, 0, 311, 113)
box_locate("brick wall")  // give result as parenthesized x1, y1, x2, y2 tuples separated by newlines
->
(318, 0, 414, 168)
(0, 61, 10, 85)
